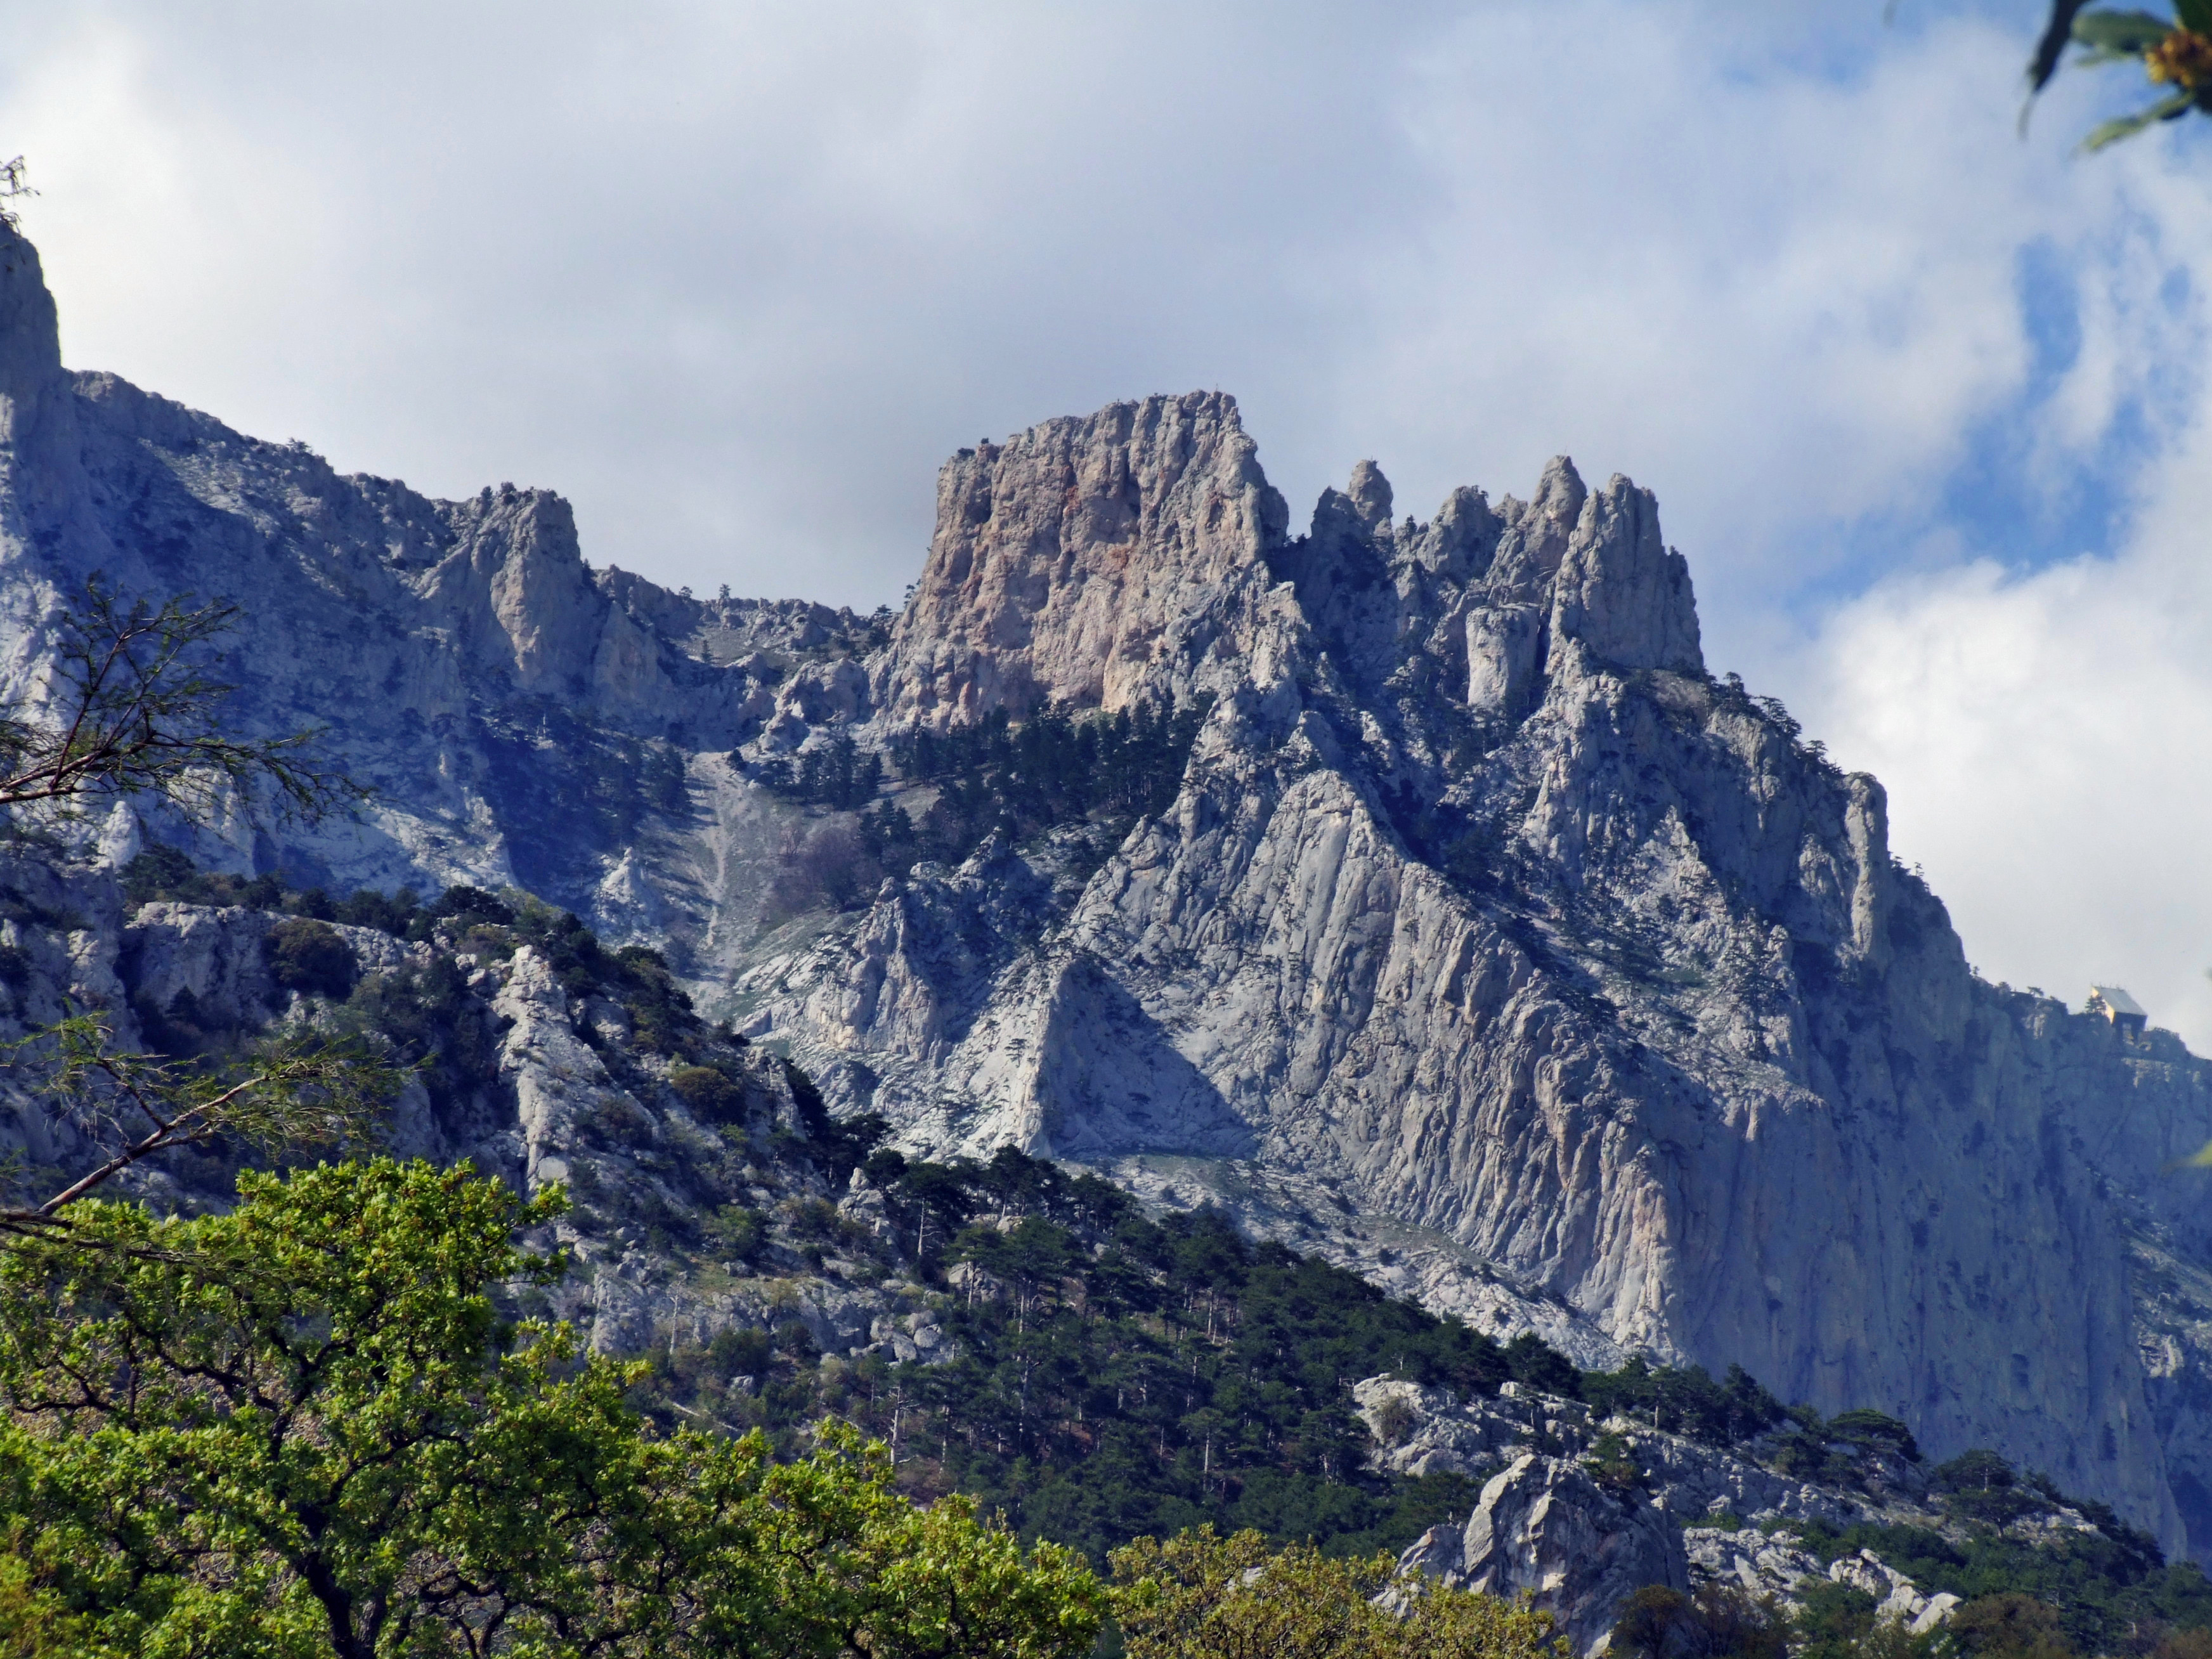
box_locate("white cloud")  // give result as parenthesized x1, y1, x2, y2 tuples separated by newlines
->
(14, 1, 2212, 1042)
(1332, 6, 2208, 620)
(3, 1, 1436, 602)
(1, 1, 2176, 611)
(1752, 113, 2212, 1050)
(1790, 357, 2212, 1048)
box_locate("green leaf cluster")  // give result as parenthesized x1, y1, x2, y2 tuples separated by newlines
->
(0, 1158, 1105, 1657)
(2036, 5, 2212, 149)
(265, 916, 359, 999)
(1107, 1525, 1571, 1659)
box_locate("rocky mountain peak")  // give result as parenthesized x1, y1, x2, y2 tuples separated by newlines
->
(743, 403, 2212, 1556)
(0, 222, 60, 410)
(0, 222, 93, 565)
(1549, 471, 1703, 675)
(874, 389, 1288, 729)
(428, 484, 602, 696)
(1346, 457, 1394, 530)
(1485, 455, 1587, 589)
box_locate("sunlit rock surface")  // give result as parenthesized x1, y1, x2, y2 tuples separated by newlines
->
(3, 218, 2211, 1554)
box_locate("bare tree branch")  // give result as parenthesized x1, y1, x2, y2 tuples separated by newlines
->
(0, 156, 33, 234)
(0, 576, 366, 829)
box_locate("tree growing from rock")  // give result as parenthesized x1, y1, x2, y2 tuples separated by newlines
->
(0, 159, 31, 233)
(1107, 1525, 1570, 1659)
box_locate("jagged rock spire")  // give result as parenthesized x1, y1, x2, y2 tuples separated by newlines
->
(1346, 458, 1393, 531)
(1550, 473, 1703, 676)
(0, 224, 93, 558)
(875, 391, 1288, 729)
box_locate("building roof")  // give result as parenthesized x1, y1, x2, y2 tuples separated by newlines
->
(2090, 984, 2147, 1018)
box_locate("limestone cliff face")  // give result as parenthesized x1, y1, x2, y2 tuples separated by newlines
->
(0, 222, 831, 963)
(3, 221, 2211, 1554)
(873, 391, 1287, 728)
(746, 424, 2212, 1554)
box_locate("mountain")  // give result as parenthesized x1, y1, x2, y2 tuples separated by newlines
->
(3, 219, 2211, 1563)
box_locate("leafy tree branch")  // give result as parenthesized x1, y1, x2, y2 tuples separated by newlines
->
(1109, 1526, 1570, 1659)
(0, 1160, 1107, 1657)
(0, 1013, 395, 1227)
(2028, 2, 2212, 148)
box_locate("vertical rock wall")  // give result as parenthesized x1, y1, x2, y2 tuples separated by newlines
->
(873, 391, 1288, 728)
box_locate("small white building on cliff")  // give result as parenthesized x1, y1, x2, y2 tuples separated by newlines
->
(2088, 985, 2147, 1038)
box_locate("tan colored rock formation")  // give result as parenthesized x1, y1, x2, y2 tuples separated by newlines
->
(872, 391, 1287, 728)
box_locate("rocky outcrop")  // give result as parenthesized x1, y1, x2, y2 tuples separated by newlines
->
(1356, 1379, 1876, 1526)
(0, 868, 934, 1375)
(871, 392, 1287, 728)
(1399, 1450, 1687, 1655)
(1682, 1529, 1961, 1637)
(1358, 1377, 1991, 1655)
(1545, 474, 1701, 677)
(123, 903, 418, 1027)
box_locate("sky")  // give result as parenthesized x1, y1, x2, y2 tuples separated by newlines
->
(9, 1, 2212, 1043)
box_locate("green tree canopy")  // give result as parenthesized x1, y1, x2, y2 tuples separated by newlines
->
(0, 1158, 1105, 1657)
(1107, 1525, 1571, 1659)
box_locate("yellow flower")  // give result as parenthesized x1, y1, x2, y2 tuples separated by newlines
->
(2147, 27, 2212, 89)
